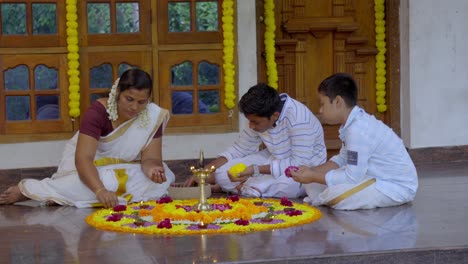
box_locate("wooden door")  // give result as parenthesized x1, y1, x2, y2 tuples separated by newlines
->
(257, 0, 398, 157)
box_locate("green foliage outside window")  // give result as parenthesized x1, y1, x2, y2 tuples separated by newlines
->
(1, 3, 26, 35)
(32, 4, 57, 34)
(116, 3, 140, 33)
(168, 2, 191, 32)
(87, 3, 111, 34)
(1, 1, 222, 122)
(196, 2, 218, 31)
(168, 1, 218, 32)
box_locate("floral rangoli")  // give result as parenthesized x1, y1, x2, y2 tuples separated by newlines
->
(86, 196, 322, 235)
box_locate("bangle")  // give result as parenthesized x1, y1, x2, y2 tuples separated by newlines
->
(252, 164, 260, 177)
(95, 187, 106, 196)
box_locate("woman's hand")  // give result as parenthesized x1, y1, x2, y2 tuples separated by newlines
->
(95, 188, 119, 208)
(146, 165, 167, 183)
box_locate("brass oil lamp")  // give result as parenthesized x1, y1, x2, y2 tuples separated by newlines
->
(190, 151, 215, 211)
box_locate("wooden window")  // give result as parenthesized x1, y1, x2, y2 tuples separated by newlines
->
(0, 0, 236, 142)
(0, 54, 71, 134)
(0, 1, 72, 141)
(80, 51, 152, 111)
(157, 0, 236, 133)
(157, 0, 222, 44)
(79, 0, 151, 46)
(159, 50, 232, 132)
(79, 0, 153, 113)
(0, 0, 66, 48)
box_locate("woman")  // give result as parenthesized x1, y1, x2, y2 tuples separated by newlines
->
(0, 69, 175, 208)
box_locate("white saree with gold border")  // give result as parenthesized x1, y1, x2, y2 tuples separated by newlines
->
(18, 103, 175, 208)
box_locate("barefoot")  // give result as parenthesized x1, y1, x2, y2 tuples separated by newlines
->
(45, 200, 59, 206)
(0, 186, 28, 205)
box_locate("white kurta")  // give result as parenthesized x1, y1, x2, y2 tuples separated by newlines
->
(304, 106, 418, 210)
(215, 94, 327, 198)
(19, 103, 175, 208)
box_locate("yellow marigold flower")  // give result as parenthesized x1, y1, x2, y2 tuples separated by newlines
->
(86, 198, 322, 235)
(229, 163, 247, 177)
(375, 0, 387, 113)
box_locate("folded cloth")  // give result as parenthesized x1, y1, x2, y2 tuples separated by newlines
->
(167, 185, 211, 200)
(240, 185, 262, 198)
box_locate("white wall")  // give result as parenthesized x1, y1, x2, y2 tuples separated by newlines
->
(0, 0, 257, 170)
(401, 0, 468, 148)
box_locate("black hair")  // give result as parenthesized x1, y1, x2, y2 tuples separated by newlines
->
(118, 68, 153, 96)
(239, 83, 283, 118)
(318, 73, 357, 107)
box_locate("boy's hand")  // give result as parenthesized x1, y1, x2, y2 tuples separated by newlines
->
(289, 166, 317, 184)
(284, 166, 299, 177)
(228, 165, 253, 182)
(182, 175, 199, 187)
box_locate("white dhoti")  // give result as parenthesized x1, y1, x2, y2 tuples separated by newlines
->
(215, 149, 304, 198)
(303, 178, 405, 210)
(19, 163, 175, 208)
(18, 103, 175, 208)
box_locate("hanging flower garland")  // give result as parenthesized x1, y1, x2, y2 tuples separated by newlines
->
(222, 0, 236, 109)
(264, 0, 278, 89)
(375, 0, 387, 112)
(66, 0, 80, 118)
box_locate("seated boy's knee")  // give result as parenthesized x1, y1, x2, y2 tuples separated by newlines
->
(214, 171, 237, 191)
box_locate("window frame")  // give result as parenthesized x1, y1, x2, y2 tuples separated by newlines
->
(156, 0, 238, 134)
(0, 0, 238, 142)
(0, 0, 66, 48)
(0, 53, 72, 134)
(79, 0, 152, 47)
(80, 49, 153, 111)
(157, 0, 222, 45)
(159, 49, 234, 132)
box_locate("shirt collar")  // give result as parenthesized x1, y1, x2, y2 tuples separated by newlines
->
(276, 93, 289, 124)
(339, 105, 362, 133)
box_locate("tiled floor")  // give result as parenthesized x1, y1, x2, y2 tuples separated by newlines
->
(0, 162, 467, 264)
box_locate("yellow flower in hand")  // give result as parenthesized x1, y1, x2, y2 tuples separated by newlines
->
(229, 163, 247, 178)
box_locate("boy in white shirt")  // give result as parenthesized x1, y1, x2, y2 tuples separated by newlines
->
(290, 73, 418, 210)
(184, 83, 327, 198)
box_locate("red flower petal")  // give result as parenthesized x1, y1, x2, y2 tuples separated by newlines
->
(156, 196, 173, 204)
(157, 218, 173, 229)
(112, 205, 127, 212)
(284, 166, 299, 178)
(280, 197, 293, 207)
(227, 195, 239, 202)
(234, 219, 249, 226)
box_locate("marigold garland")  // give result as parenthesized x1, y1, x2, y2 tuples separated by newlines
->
(66, 0, 80, 118)
(222, 0, 236, 109)
(375, 0, 387, 112)
(86, 197, 322, 235)
(264, 0, 278, 89)
(63, 2, 276, 113)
